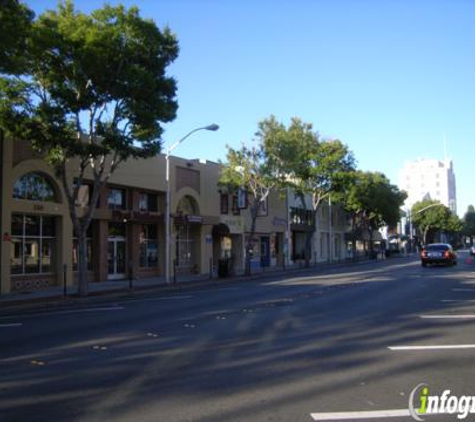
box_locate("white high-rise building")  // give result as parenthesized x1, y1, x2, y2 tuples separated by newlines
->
(399, 158, 457, 214)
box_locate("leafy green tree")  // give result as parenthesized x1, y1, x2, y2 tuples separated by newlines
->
(462, 205, 475, 244)
(261, 116, 355, 263)
(219, 142, 278, 275)
(0, 0, 34, 74)
(357, 172, 406, 248)
(0, 1, 179, 296)
(411, 200, 461, 245)
(340, 171, 405, 256)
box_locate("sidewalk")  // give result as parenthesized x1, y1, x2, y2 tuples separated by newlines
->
(0, 256, 390, 312)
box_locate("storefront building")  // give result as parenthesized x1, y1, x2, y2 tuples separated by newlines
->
(0, 136, 354, 295)
(315, 200, 348, 262)
(0, 137, 293, 294)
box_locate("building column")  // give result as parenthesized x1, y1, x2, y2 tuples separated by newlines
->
(58, 215, 74, 288)
(1, 136, 13, 295)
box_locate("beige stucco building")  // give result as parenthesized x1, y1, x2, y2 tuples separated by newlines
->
(0, 136, 291, 295)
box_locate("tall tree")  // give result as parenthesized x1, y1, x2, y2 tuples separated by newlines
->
(0, 0, 34, 74)
(0, 1, 179, 296)
(411, 200, 461, 245)
(262, 116, 355, 263)
(219, 141, 278, 275)
(342, 171, 406, 254)
(340, 171, 395, 256)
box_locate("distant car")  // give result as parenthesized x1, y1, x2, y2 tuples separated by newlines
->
(470, 245, 475, 256)
(420, 243, 457, 267)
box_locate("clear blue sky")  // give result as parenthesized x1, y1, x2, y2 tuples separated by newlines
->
(29, 0, 475, 217)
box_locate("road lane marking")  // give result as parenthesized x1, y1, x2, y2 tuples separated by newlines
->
(441, 299, 475, 303)
(452, 288, 475, 292)
(420, 314, 475, 319)
(389, 344, 475, 350)
(0, 323, 22, 327)
(310, 409, 411, 420)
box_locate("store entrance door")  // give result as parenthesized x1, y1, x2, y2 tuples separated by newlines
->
(260, 236, 270, 267)
(107, 237, 126, 279)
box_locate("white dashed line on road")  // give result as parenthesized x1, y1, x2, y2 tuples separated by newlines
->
(452, 288, 475, 292)
(420, 314, 475, 319)
(0, 323, 22, 328)
(389, 344, 475, 351)
(310, 409, 411, 420)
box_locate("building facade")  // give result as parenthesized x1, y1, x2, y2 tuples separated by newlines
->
(0, 137, 292, 294)
(398, 158, 457, 214)
(314, 198, 348, 262)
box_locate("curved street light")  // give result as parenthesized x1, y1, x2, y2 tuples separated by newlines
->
(165, 124, 220, 284)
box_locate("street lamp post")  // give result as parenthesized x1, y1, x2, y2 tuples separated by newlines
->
(165, 124, 219, 284)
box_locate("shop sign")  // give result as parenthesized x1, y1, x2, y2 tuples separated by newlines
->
(187, 215, 203, 224)
(112, 210, 162, 223)
(220, 216, 244, 234)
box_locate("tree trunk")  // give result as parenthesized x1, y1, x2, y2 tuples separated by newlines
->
(368, 228, 373, 257)
(245, 204, 259, 276)
(77, 227, 89, 297)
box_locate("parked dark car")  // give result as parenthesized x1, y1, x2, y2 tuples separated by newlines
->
(420, 243, 457, 267)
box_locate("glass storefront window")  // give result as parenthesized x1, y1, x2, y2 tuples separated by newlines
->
(108, 222, 126, 237)
(11, 214, 23, 236)
(42, 217, 56, 237)
(139, 224, 158, 268)
(138, 193, 158, 212)
(108, 188, 126, 210)
(25, 215, 40, 236)
(10, 214, 56, 275)
(24, 239, 40, 273)
(10, 238, 23, 274)
(41, 239, 55, 273)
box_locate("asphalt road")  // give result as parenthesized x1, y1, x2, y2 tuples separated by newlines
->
(1, 254, 475, 422)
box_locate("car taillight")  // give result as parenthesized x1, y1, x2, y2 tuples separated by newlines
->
(444, 251, 450, 258)
(421, 251, 427, 258)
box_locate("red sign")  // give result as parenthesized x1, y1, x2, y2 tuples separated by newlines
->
(3, 232, 11, 242)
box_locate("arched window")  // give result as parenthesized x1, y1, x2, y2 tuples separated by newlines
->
(176, 195, 198, 216)
(13, 172, 56, 202)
